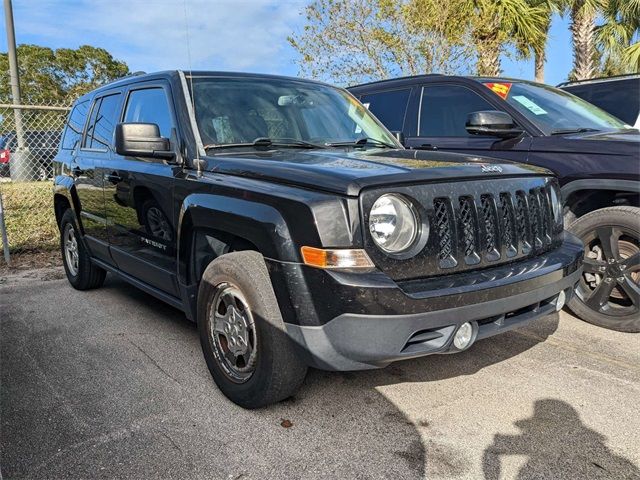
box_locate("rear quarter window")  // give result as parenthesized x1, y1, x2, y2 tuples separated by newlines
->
(61, 100, 90, 150)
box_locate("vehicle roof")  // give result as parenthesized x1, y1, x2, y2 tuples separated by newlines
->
(557, 73, 640, 88)
(73, 70, 339, 105)
(347, 74, 541, 91)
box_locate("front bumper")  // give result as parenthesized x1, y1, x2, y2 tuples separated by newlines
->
(282, 232, 583, 371)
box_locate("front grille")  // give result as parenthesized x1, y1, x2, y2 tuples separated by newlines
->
(362, 177, 562, 281)
(431, 185, 558, 271)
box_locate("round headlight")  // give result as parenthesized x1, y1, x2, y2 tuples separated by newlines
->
(549, 185, 563, 224)
(369, 194, 419, 253)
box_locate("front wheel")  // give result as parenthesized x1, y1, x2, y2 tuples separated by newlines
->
(567, 206, 640, 332)
(197, 251, 307, 408)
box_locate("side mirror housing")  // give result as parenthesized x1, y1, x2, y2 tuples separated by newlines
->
(390, 131, 405, 146)
(115, 123, 174, 159)
(465, 111, 524, 139)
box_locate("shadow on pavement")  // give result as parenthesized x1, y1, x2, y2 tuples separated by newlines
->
(482, 399, 640, 479)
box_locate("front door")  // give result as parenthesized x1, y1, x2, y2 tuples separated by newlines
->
(403, 84, 531, 163)
(103, 82, 180, 297)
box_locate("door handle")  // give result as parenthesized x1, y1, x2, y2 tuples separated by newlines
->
(105, 173, 122, 183)
(418, 143, 438, 151)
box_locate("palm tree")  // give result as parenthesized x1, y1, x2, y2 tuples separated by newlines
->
(596, 0, 640, 73)
(525, 0, 566, 82)
(567, 0, 605, 80)
(469, 0, 548, 76)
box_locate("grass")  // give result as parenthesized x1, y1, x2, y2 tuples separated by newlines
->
(0, 181, 58, 253)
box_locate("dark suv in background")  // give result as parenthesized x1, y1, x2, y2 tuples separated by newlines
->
(559, 74, 640, 129)
(53, 71, 582, 407)
(349, 75, 640, 332)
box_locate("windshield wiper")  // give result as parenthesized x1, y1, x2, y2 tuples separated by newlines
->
(325, 137, 397, 149)
(550, 128, 601, 135)
(204, 137, 325, 151)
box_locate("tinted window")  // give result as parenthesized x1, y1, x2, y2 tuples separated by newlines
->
(62, 100, 90, 149)
(419, 85, 494, 136)
(360, 89, 411, 132)
(124, 88, 173, 138)
(563, 79, 640, 126)
(87, 94, 121, 149)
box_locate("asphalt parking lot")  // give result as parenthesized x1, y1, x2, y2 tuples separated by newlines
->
(1, 267, 639, 479)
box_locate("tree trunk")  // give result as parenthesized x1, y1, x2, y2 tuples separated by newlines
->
(534, 50, 545, 83)
(475, 33, 501, 76)
(571, 1, 596, 80)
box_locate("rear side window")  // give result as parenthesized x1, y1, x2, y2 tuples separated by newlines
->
(85, 94, 122, 150)
(124, 88, 173, 138)
(360, 89, 411, 132)
(419, 85, 494, 137)
(61, 100, 90, 149)
(564, 79, 640, 125)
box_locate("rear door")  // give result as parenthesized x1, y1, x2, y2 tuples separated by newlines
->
(72, 94, 121, 262)
(403, 82, 531, 162)
(103, 81, 180, 296)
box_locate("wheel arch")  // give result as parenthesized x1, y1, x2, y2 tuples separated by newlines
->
(562, 179, 640, 223)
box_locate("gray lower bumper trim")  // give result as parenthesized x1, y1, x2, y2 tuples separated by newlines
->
(286, 268, 581, 371)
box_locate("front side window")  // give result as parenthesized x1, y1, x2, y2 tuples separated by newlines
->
(85, 94, 121, 150)
(124, 88, 173, 138)
(190, 77, 398, 148)
(485, 81, 629, 134)
(419, 85, 495, 137)
(62, 100, 90, 149)
(361, 89, 411, 132)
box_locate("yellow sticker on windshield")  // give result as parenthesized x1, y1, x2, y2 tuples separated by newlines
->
(484, 82, 512, 100)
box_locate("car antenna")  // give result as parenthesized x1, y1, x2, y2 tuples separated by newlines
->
(183, 0, 205, 177)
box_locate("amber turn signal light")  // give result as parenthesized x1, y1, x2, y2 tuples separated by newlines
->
(300, 246, 374, 269)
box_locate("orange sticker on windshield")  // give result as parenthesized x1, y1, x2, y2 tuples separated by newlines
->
(484, 82, 512, 100)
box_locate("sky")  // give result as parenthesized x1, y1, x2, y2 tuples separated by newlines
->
(1, 0, 575, 87)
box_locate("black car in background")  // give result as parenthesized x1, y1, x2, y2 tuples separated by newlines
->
(0, 130, 61, 179)
(349, 75, 640, 332)
(559, 74, 640, 129)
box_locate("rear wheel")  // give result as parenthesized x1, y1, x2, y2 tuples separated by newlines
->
(197, 251, 307, 408)
(60, 210, 106, 290)
(568, 206, 640, 332)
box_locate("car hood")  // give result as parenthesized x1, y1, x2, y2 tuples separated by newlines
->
(535, 128, 640, 155)
(200, 148, 550, 196)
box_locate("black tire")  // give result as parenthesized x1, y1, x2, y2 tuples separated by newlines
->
(197, 251, 307, 408)
(140, 198, 173, 241)
(567, 206, 640, 333)
(59, 209, 106, 290)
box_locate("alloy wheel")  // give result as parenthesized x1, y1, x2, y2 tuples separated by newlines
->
(209, 283, 257, 383)
(577, 225, 640, 316)
(64, 224, 79, 277)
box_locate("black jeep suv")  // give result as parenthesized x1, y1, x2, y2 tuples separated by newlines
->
(349, 76, 640, 332)
(53, 71, 582, 408)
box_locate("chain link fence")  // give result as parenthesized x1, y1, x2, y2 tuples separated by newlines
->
(0, 101, 71, 259)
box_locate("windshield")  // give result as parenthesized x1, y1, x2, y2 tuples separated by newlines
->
(483, 81, 629, 135)
(189, 76, 399, 149)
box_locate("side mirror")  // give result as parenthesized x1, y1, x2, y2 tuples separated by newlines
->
(115, 123, 174, 159)
(465, 111, 524, 139)
(390, 131, 405, 146)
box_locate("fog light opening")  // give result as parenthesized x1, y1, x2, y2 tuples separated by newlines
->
(555, 290, 567, 312)
(453, 322, 474, 350)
